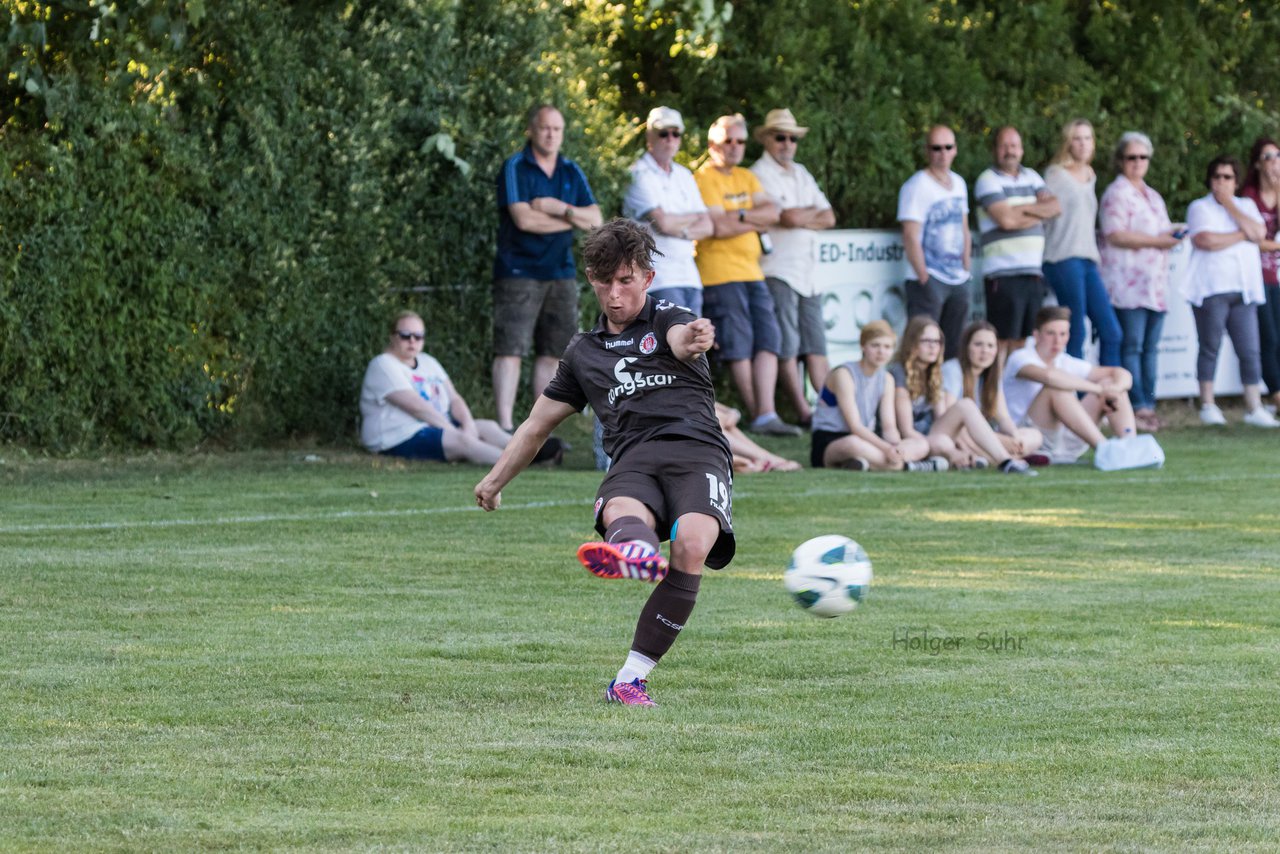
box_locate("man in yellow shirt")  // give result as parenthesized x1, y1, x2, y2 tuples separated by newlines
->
(694, 114, 798, 436)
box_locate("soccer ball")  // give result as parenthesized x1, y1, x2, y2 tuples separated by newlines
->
(784, 535, 873, 618)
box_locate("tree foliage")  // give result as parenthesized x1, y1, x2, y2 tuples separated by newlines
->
(1, 0, 1277, 449)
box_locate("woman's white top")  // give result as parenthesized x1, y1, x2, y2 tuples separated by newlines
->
(1184, 193, 1265, 307)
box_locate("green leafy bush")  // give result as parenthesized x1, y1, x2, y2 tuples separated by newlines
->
(2, 0, 1277, 450)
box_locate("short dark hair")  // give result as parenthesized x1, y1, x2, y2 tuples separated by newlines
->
(583, 219, 662, 281)
(1204, 154, 1241, 191)
(1035, 305, 1071, 328)
(526, 103, 560, 130)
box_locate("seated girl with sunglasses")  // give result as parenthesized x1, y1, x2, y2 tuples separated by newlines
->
(359, 311, 564, 465)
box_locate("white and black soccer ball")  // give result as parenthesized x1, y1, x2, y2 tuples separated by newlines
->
(784, 535, 873, 618)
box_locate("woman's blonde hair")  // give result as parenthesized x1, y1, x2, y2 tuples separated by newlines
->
(390, 310, 423, 335)
(1050, 118, 1094, 167)
(894, 315, 943, 404)
(860, 319, 896, 348)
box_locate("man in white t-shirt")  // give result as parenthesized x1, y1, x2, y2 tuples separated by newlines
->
(750, 107, 836, 427)
(622, 106, 713, 316)
(899, 124, 972, 360)
(1002, 306, 1137, 464)
(360, 311, 564, 465)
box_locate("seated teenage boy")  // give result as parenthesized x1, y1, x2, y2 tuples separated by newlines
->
(1002, 306, 1137, 464)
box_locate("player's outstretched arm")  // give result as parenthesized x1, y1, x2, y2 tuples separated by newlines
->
(474, 396, 577, 511)
(668, 317, 715, 362)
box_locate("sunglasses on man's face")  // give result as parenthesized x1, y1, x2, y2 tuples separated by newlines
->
(1125, 153, 1151, 161)
(930, 143, 955, 152)
(774, 134, 799, 143)
(396, 331, 425, 341)
(656, 129, 681, 139)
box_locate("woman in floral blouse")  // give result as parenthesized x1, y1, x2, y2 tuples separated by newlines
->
(1098, 132, 1183, 432)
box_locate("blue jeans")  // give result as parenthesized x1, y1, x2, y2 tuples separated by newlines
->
(1257, 285, 1280, 394)
(1043, 258, 1122, 366)
(1115, 308, 1166, 411)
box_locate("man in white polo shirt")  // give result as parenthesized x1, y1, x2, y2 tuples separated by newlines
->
(622, 106, 713, 316)
(974, 126, 1061, 361)
(899, 124, 972, 360)
(750, 107, 836, 428)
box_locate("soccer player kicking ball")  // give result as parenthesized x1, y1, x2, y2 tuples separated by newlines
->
(475, 219, 735, 707)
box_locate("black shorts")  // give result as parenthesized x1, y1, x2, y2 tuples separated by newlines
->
(593, 437, 736, 569)
(984, 275, 1045, 341)
(810, 429, 850, 468)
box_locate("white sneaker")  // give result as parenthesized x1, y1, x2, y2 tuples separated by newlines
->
(905, 456, 949, 472)
(1243, 407, 1280, 428)
(1199, 404, 1227, 426)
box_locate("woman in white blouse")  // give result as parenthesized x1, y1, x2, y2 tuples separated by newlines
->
(1185, 156, 1280, 427)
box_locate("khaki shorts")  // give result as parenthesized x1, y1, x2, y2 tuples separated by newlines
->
(492, 277, 579, 357)
(766, 277, 828, 359)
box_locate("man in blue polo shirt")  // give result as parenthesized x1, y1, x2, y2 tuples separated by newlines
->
(492, 104, 602, 431)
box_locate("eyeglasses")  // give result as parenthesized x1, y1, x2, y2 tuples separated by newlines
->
(774, 134, 799, 143)
(1212, 173, 1236, 181)
(720, 138, 747, 146)
(918, 337, 943, 345)
(930, 143, 955, 152)
(656, 129, 681, 139)
(396, 331, 425, 341)
(1125, 153, 1151, 161)
(1261, 152, 1280, 162)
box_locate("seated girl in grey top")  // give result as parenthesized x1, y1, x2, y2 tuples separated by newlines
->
(810, 320, 929, 471)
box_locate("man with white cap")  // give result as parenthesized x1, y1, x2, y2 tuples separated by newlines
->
(750, 108, 836, 427)
(622, 106, 714, 316)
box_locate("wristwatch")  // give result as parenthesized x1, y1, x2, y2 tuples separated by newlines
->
(680, 227, 689, 240)
(737, 209, 746, 223)
(562, 205, 573, 221)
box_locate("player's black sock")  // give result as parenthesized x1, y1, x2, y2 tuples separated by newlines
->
(631, 567, 701, 663)
(606, 515, 659, 551)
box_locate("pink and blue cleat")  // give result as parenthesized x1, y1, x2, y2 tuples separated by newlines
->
(576, 540, 668, 582)
(606, 678, 657, 706)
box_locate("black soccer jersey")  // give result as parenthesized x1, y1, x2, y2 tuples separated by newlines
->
(543, 295, 730, 464)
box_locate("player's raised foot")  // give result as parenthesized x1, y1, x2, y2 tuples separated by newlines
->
(606, 678, 657, 706)
(577, 540, 669, 582)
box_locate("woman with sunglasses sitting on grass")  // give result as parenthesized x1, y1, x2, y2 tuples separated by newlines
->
(942, 321, 1044, 464)
(891, 316, 1036, 475)
(359, 311, 565, 464)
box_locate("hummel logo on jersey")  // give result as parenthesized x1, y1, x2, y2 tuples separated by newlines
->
(654, 298, 691, 313)
(604, 337, 634, 350)
(607, 356, 678, 405)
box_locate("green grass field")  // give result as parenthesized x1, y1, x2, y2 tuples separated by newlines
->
(3, 418, 1279, 851)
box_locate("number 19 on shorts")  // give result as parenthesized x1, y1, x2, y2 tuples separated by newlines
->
(705, 472, 732, 522)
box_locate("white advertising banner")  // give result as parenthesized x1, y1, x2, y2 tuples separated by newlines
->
(813, 229, 1242, 399)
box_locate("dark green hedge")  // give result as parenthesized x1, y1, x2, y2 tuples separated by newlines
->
(2, 1, 1277, 449)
